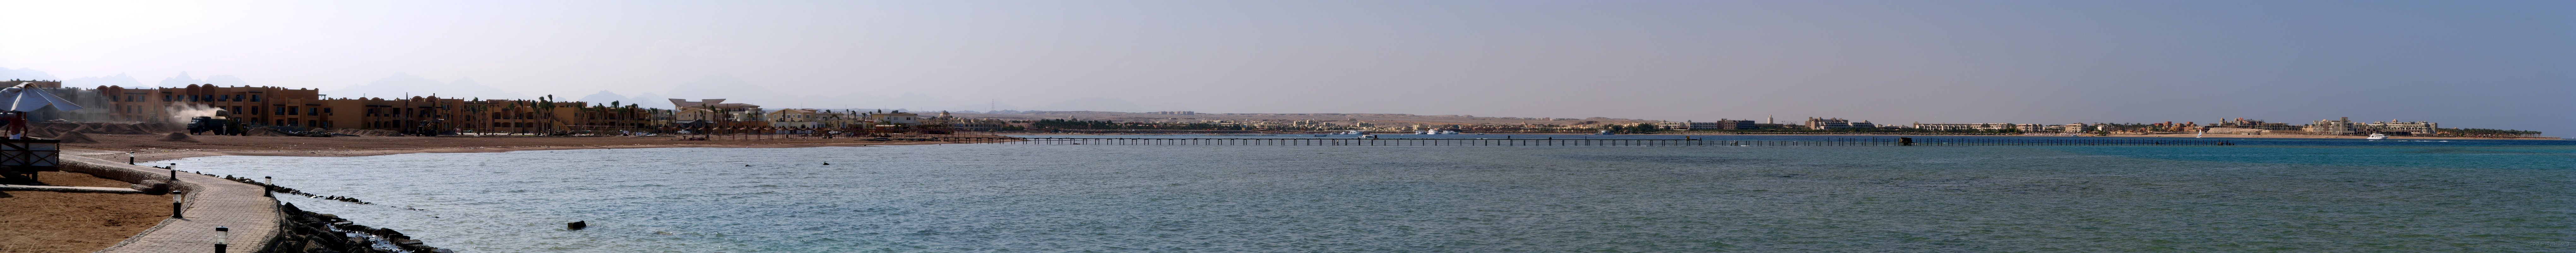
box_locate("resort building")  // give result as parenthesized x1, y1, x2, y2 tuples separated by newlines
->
(2306, 117, 2363, 135)
(2210, 118, 2300, 130)
(460, 99, 652, 134)
(2366, 120, 2439, 135)
(866, 111, 920, 125)
(1658, 119, 1758, 130)
(90, 84, 472, 134)
(669, 99, 765, 127)
(324, 96, 466, 134)
(1911, 123, 2016, 131)
(1804, 117, 1876, 130)
(767, 108, 822, 128)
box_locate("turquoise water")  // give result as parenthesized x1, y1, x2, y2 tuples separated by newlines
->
(179, 137, 2576, 252)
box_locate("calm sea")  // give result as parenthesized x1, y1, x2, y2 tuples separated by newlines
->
(178, 135, 2576, 252)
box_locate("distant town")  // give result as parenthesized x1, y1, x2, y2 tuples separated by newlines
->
(4, 79, 2551, 139)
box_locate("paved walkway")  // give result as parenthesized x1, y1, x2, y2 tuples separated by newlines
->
(0, 185, 144, 193)
(61, 155, 280, 253)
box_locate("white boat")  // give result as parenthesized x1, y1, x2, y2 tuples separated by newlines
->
(2366, 133, 2388, 140)
(1597, 130, 1614, 135)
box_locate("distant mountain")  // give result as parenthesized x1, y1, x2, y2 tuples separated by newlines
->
(65, 73, 146, 88)
(152, 72, 253, 87)
(626, 92, 669, 108)
(1043, 97, 1149, 113)
(334, 73, 529, 100)
(665, 75, 794, 104)
(574, 90, 671, 108)
(0, 67, 56, 81)
(3, 68, 266, 89)
(155, 72, 197, 87)
(575, 90, 627, 104)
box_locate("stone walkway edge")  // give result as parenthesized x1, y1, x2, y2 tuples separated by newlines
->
(0, 185, 146, 193)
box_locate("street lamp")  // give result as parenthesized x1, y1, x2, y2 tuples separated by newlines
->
(170, 190, 185, 219)
(213, 226, 230, 253)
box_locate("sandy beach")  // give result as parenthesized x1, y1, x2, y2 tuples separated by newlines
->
(0, 172, 170, 253)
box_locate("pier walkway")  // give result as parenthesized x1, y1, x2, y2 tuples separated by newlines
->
(934, 137, 2233, 146)
(57, 154, 281, 253)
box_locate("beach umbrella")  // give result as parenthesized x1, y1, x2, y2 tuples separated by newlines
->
(0, 82, 82, 139)
(0, 82, 83, 112)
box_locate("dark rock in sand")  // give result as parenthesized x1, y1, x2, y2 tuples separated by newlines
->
(160, 132, 199, 142)
(53, 131, 98, 143)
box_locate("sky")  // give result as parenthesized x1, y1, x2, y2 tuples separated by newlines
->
(2, 1, 2571, 134)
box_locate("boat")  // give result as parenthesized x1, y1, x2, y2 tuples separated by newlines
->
(1312, 135, 1328, 137)
(1596, 130, 1614, 135)
(2366, 133, 2388, 140)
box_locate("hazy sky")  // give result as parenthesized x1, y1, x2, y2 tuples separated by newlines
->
(3, 1, 2571, 133)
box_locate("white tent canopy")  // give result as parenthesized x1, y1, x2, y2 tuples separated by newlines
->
(0, 82, 82, 113)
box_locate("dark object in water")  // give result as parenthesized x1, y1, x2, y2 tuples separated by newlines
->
(567, 221, 586, 230)
(822, 162, 830, 165)
(1897, 137, 1916, 146)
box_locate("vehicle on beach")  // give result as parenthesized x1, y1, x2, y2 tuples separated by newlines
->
(2366, 133, 2389, 140)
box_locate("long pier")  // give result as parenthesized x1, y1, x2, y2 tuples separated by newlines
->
(932, 137, 2231, 146)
